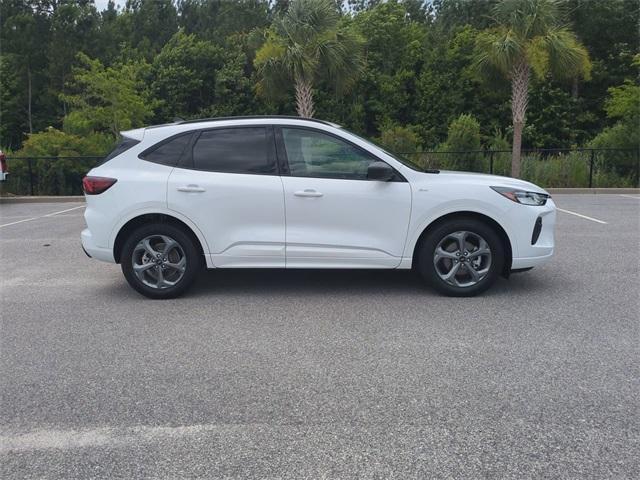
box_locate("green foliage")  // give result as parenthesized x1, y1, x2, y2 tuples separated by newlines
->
(474, 0, 592, 81)
(7, 127, 113, 196)
(376, 124, 423, 154)
(438, 113, 482, 171)
(151, 32, 254, 120)
(441, 114, 482, 152)
(519, 151, 635, 188)
(352, 1, 427, 130)
(61, 53, 156, 138)
(0, 0, 637, 191)
(254, 0, 364, 114)
(590, 54, 639, 152)
(416, 26, 509, 147)
(19, 127, 112, 158)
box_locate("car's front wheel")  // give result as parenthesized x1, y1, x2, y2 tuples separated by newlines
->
(121, 223, 201, 299)
(418, 218, 504, 297)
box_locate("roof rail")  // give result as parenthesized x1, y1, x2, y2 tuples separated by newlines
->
(176, 115, 337, 126)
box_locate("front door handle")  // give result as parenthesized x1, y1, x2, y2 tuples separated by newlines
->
(177, 184, 206, 193)
(294, 189, 323, 198)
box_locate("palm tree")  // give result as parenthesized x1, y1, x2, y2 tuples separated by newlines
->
(475, 0, 591, 178)
(254, 0, 363, 118)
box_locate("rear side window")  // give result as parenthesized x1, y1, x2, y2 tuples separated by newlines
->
(191, 127, 275, 174)
(140, 133, 192, 167)
(101, 137, 140, 164)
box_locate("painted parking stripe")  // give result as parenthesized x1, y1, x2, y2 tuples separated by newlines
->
(0, 205, 84, 228)
(619, 194, 640, 200)
(43, 205, 85, 217)
(556, 208, 607, 224)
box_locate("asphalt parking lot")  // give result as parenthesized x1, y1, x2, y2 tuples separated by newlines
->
(1, 194, 639, 479)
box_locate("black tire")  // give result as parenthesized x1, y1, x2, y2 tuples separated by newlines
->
(417, 217, 505, 297)
(120, 223, 201, 299)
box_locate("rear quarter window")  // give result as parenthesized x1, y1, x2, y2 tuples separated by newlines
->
(139, 133, 193, 167)
(100, 137, 140, 165)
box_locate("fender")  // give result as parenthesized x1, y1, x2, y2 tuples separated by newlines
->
(402, 198, 518, 260)
(108, 205, 214, 267)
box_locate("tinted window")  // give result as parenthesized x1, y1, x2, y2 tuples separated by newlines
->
(141, 133, 192, 166)
(282, 128, 380, 180)
(100, 137, 139, 165)
(192, 127, 275, 174)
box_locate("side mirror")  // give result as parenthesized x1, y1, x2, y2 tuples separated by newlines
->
(367, 161, 395, 181)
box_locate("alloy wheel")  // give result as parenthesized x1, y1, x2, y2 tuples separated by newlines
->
(433, 230, 492, 288)
(132, 235, 187, 289)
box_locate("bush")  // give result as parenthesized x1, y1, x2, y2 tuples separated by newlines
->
(376, 124, 422, 153)
(438, 114, 482, 171)
(3, 128, 112, 195)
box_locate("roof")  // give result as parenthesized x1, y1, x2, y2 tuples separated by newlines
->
(145, 116, 340, 130)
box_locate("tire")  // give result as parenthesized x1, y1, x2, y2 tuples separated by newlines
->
(120, 223, 201, 299)
(417, 217, 505, 297)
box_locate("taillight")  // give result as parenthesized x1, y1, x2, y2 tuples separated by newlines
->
(82, 176, 117, 195)
(0, 151, 6, 173)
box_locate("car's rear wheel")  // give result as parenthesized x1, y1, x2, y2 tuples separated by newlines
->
(121, 223, 201, 299)
(418, 218, 504, 297)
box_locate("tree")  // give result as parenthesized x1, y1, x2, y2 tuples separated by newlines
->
(590, 55, 640, 151)
(61, 53, 155, 138)
(48, 1, 100, 116)
(352, 1, 427, 133)
(0, 4, 51, 137)
(254, 0, 364, 117)
(416, 26, 510, 148)
(150, 32, 254, 120)
(474, 0, 591, 177)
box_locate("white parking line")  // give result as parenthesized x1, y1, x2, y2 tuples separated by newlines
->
(0, 424, 227, 452)
(556, 208, 607, 224)
(619, 194, 640, 200)
(0, 205, 84, 228)
(43, 205, 85, 217)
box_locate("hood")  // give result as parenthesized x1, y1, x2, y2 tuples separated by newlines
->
(429, 170, 549, 195)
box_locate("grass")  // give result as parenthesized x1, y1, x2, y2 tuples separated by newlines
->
(404, 150, 638, 188)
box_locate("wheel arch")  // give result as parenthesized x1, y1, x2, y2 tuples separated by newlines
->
(113, 213, 207, 265)
(411, 211, 513, 277)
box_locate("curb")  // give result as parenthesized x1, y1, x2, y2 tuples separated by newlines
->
(545, 188, 640, 194)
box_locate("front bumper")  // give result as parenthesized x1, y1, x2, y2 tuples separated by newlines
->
(508, 198, 556, 270)
(81, 228, 115, 263)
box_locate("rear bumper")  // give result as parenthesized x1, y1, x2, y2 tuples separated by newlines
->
(81, 228, 115, 263)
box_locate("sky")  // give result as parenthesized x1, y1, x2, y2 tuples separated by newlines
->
(94, 0, 127, 11)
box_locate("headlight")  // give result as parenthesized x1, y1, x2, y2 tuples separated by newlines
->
(491, 186, 549, 206)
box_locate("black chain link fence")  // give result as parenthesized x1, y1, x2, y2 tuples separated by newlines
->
(2, 148, 638, 196)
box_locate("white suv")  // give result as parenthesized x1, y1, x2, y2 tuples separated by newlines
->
(81, 116, 556, 299)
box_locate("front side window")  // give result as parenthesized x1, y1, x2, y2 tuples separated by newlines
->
(140, 133, 192, 166)
(192, 127, 275, 174)
(281, 128, 381, 180)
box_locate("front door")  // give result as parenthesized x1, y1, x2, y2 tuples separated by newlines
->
(277, 127, 412, 268)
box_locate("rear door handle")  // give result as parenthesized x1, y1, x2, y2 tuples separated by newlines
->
(294, 189, 323, 198)
(177, 185, 206, 193)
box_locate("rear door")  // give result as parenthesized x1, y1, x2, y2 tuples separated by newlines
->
(167, 126, 286, 267)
